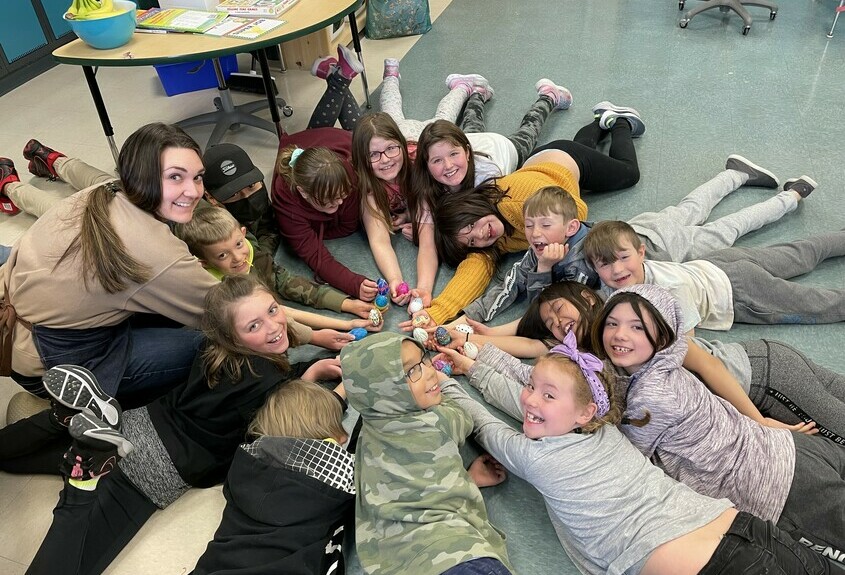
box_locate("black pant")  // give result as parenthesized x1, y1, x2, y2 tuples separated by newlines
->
(531, 118, 640, 192)
(26, 469, 157, 575)
(698, 512, 831, 574)
(0, 409, 67, 475)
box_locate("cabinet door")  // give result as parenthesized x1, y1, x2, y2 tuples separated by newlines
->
(0, 1, 48, 62)
(41, 0, 74, 39)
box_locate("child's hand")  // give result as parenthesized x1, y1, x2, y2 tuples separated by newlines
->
(435, 345, 475, 376)
(311, 329, 355, 351)
(410, 288, 432, 307)
(302, 357, 342, 381)
(399, 222, 415, 242)
(359, 279, 379, 301)
(468, 454, 507, 488)
(537, 242, 569, 272)
(397, 309, 434, 332)
(762, 418, 819, 435)
(389, 279, 411, 306)
(349, 318, 384, 333)
(341, 298, 372, 320)
(463, 317, 490, 336)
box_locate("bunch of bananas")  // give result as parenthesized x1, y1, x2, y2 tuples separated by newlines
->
(66, 0, 121, 20)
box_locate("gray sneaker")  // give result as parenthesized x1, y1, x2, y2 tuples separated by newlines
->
(599, 109, 646, 137)
(592, 101, 641, 118)
(43, 365, 122, 429)
(69, 412, 134, 459)
(783, 175, 817, 198)
(725, 155, 779, 188)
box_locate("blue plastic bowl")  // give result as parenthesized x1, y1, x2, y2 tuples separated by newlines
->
(65, 0, 138, 50)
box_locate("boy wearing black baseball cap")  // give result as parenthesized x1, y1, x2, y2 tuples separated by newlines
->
(203, 143, 280, 255)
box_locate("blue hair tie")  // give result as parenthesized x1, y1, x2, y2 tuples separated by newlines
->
(290, 147, 304, 167)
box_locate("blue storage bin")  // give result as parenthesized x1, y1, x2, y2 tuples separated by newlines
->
(154, 55, 239, 96)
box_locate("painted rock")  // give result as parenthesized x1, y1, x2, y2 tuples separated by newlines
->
(412, 327, 429, 344)
(375, 294, 389, 312)
(396, 282, 410, 296)
(368, 308, 382, 327)
(412, 313, 431, 328)
(462, 341, 479, 360)
(434, 326, 451, 346)
(349, 327, 368, 341)
(408, 297, 424, 314)
(455, 324, 474, 335)
(376, 278, 389, 295)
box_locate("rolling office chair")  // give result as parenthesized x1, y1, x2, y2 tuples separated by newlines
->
(678, 0, 777, 35)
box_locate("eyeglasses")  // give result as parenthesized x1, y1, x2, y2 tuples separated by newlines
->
(405, 350, 432, 382)
(368, 145, 402, 163)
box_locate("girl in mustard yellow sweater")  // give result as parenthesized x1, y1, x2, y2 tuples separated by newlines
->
(418, 107, 644, 324)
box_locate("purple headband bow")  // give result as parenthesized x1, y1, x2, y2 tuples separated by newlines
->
(550, 331, 610, 418)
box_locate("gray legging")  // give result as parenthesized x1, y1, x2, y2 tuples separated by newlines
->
(460, 92, 555, 166)
(704, 230, 845, 325)
(742, 339, 845, 445)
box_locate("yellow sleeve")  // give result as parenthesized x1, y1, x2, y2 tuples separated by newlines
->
(428, 252, 495, 324)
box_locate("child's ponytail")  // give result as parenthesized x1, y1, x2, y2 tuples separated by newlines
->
(275, 145, 350, 206)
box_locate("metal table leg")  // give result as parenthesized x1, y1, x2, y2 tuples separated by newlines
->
(347, 10, 371, 108)
(82, 65, 120, 167)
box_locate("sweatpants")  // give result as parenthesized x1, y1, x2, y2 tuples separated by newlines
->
(380, 75, 468, 142)
(704, 230, 845, 325)
(742, 339, 845, 445)
(5, 157, 112, 218)
(306, 70, 362, 131)
(460, 92, 556, 165)
(26, 469, 157, 575)
(631, 169, 799, 262)
(776, 432, 845, 567)
(532, 118, 640, 192)
(698, 511, 831, 574)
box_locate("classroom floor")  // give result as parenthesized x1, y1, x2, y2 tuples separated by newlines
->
(1, 0, 844, 573)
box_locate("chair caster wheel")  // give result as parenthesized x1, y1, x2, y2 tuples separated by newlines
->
(742, 25, 750, 35)
(679, 0, 684, 9)
(282, 106, 293, 117)
(770, 10, 777, 20)
(680, 18, 689, 28)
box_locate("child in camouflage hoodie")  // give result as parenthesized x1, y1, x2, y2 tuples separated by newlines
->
(341, 332, 513, 575)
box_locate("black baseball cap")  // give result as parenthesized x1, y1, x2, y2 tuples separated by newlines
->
(202, 143, 264, 202)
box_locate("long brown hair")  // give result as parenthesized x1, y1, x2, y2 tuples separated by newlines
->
(516, 282, 603, 352)
(351, 112, 411, 231)
(200, 275, 298, 389)
(58, 123, 201, 293)
(432, 181, 514, 268)
(407, 120, 477, 243)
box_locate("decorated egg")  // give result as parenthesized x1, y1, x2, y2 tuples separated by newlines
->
(462, 341, 479, 360)
(376, 278, 390, 296)
(434, 326, 451, 346)
(368, 308, 382, 327)
(349, 327, 368, 341)
(412, 327, 429, 344)
(396, 282, 410, 296)
(433, 358, 453, 377)
(412, 313, 431, 328)
(408, 297, 424, 314)
(375, 294, 390, 312)
(455, 324, 474, 335)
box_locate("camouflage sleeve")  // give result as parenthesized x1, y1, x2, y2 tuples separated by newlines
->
(273, 263, 347, 312)
(434, 396, 475, 447)
(252, 210, 281, 256)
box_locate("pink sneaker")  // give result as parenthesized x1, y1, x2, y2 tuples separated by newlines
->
(311, 56, 337, 80)
(336, 44, 364, 80)
(472, 78, 495, 103)
(446, 73, 489, 98)
(536, 79, 573, 111)
(383, 58, 400, 79)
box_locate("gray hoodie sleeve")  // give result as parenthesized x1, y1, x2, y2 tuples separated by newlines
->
(463, 251, 535, 322)
(470, 343, 534, 386)
(465, 356, 528, 422)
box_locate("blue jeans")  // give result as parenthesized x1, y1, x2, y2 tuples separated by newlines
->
(33, 320, 202, 407)
(442, 557, 512, 575)
(0, 244, 11, 266)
